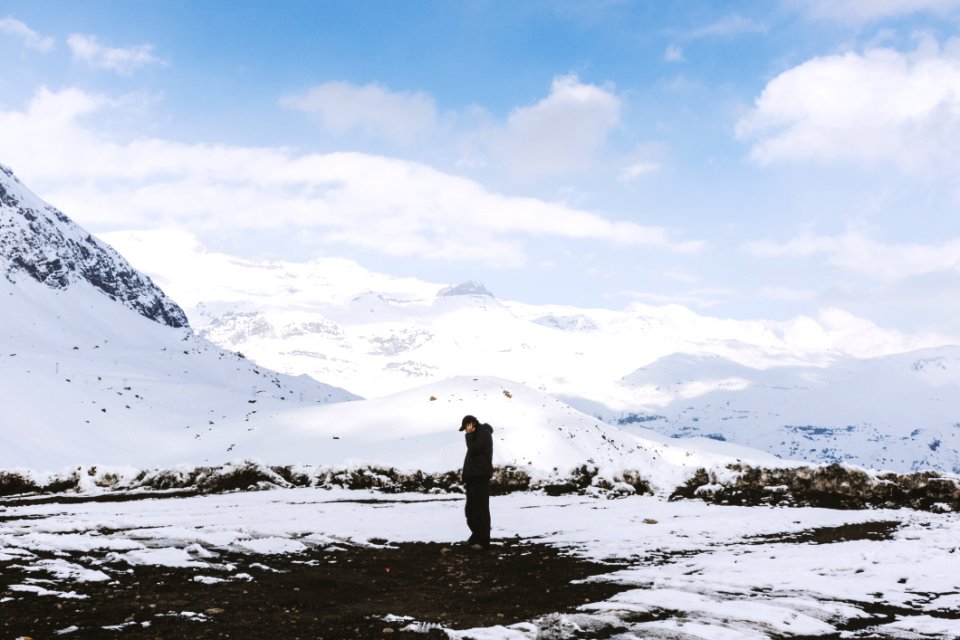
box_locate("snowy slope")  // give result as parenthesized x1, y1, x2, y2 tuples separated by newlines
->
(0, 272, 360, 470)
(0, 166, 358, 470)
(250, 375, 785, 490)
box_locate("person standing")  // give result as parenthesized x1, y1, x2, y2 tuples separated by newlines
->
(460, 414, 494, 550)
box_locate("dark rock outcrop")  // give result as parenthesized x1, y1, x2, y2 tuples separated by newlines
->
(437, 280, 494, 298)
(0, 163, 188, 328)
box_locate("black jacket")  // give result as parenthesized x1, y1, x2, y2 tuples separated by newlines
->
(462, 423, 494, 480)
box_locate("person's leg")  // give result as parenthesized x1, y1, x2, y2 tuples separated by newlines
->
(465, 480, 477, 543)
(474, 478, 491, 548)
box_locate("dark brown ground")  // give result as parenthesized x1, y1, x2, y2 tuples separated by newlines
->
(1, 538, 627, 640)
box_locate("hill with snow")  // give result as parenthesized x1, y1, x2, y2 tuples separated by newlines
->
(103, 229, 960, 473)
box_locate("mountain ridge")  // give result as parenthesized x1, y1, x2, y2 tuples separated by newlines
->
(0, 164, 188, 328)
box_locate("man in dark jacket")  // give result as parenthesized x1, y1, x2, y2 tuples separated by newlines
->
(460, 414, 494, 550)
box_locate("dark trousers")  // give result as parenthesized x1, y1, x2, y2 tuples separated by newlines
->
(464, 477, 491, 546)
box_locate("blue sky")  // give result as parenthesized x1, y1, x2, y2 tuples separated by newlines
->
(3, 0, 960, 340)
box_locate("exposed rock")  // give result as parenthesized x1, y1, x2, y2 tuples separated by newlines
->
(437, 280, 493, 298)
(0, 163, 188, 328)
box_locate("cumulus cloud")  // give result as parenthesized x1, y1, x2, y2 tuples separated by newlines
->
(280, 81, 438, 144)
(758, 286, 818, 302)
(0, 17, 54, 51)
(280, 75, 623, 180)
(618, 162, 661, 183)
(618, 287, 733, 309)
(791, 0, 960, 23)
(736, 40, 960, 174)
(746, 232, 960, 281)
(664, 44, 685, 62)
(67, 34, 161, 75)
(775, 308, 946, 357)
(0, 87, 699, 269)
(490, 74, 622, 179)
(684, 14, 766, 39)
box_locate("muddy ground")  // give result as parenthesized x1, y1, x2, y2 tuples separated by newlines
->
(1, 537, 626, 640)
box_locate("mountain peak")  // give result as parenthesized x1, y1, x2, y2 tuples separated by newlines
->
(437, 280, 494, 298)
(0, 164, 189, 329)
(0, 163, 19, 183)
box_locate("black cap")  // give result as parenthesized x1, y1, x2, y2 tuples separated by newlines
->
(459, 415, 477, 431)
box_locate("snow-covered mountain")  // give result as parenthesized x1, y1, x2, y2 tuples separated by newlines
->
(1, 164, 773, 487)
(0, 164, 187, 329)
(0, 165, 357, 470)
(103, 229, 960, 473)
(613, 349, 960, 474)
(101, 229, 924, 407)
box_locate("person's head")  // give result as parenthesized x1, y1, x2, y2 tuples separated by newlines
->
(459, 415, 478, 432)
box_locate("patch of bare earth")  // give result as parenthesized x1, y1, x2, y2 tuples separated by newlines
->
(1, 539, 626, 639)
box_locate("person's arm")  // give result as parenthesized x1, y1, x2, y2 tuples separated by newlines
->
(466, 430, 482, 455)
(476, 429, 492, 463)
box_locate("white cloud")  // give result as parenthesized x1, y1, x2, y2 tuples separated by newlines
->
(280, 75, 623, 181)
(618, 162, 661, 183)
(660, 268, 700, 285)
(685, 14, 766, 39)
(280, 81, 438, 144)
(617, 287, 732, 309)
(758, 286, 818, 302)
(490, 74, 622, 179)
(0, 17, 54, 51)
(736, 40, 960, 174)
(664, 44, 685, 62)
(67, 34, 161, 75)
(0, 87, 700, 269)
(792, 0, 960, 23)
(746, 232, 960, 281)
(746, 233, 837, 258)
(776, 308, 943, 356)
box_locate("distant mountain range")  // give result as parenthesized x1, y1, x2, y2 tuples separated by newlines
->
(611, 349, 960, 473)
(1, 163, 764, 487)
(103, 228, 960, 474)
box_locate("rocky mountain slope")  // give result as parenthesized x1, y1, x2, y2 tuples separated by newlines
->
(0, 164, 187, 328)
